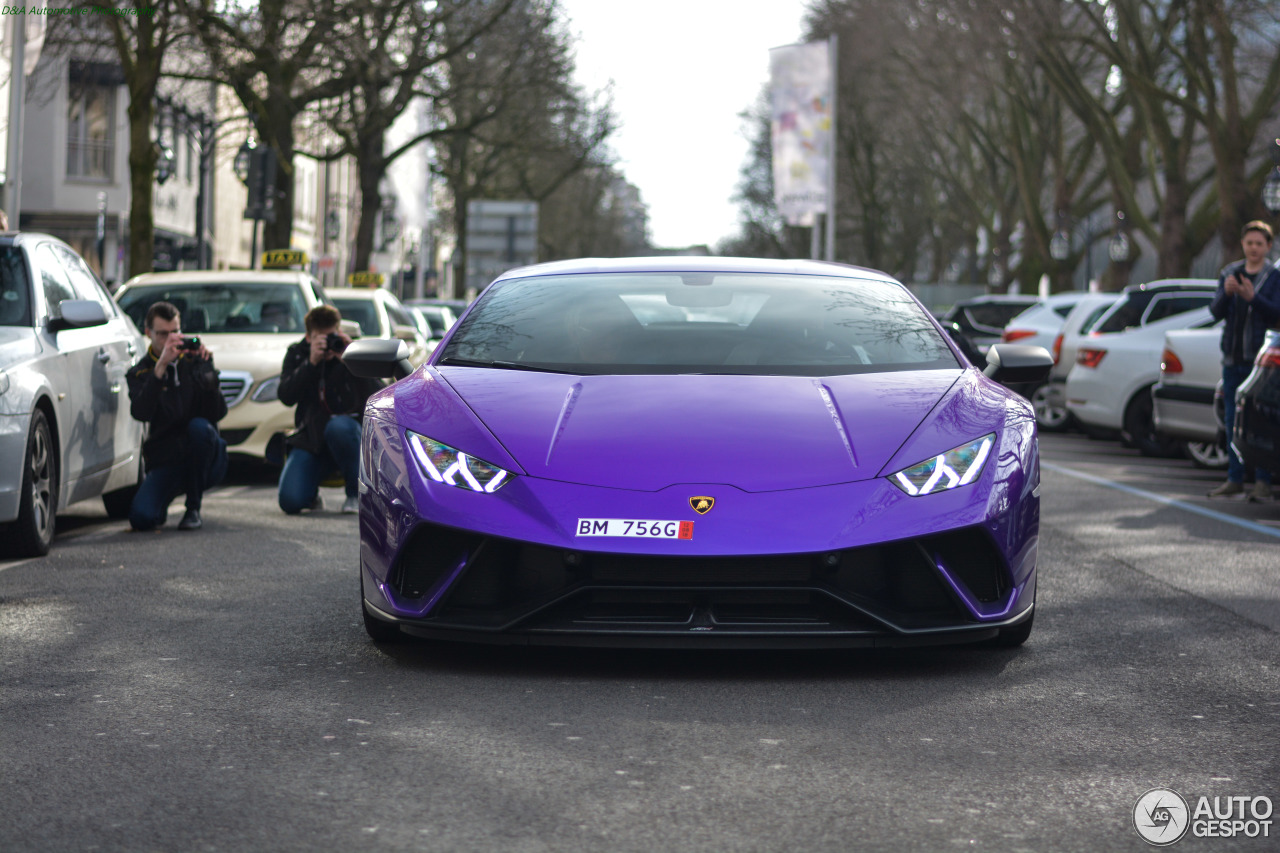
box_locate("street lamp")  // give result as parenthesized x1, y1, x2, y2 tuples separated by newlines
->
(1108, 210, 1131, 263)
(233, 139, 255, 185)
(1263, 138, 1280, 217)
(1050, 210, 1071, 262)
(380, 201, 400, 250)
(155, 102, 175, 185)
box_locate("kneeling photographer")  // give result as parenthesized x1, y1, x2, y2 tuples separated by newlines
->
(127, 301, 228, 531)
(277, 305, 382, 515)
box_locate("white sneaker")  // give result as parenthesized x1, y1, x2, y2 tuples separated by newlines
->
(308, 494, 325, 512)
(341, 496, 359, 514)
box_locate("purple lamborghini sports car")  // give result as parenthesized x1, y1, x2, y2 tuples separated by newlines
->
(343, 257, 1053, 648)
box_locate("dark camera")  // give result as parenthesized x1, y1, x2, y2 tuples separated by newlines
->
(181, 336, 202, 351)
(325, 332, 347, 353)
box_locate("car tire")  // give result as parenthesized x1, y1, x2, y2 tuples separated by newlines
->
(1, 409, 59, 558)
(102, 454, 144, 520)
(1028, 383, 1069, 432)
(1183, 440, 1229, 470)
(1122, 386, 1184, 458)
(993, 610, 1034, 647)
(361, 575, 403, 643)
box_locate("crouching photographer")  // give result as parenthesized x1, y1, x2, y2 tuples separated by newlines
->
(277, 305, 382, 515)
(127, 301, 229, 531)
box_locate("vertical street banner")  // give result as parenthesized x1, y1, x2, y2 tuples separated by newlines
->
(769, 40, 832, 227)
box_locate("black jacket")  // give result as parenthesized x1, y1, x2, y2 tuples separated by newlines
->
(278, 339, 382, 455)
(127, 348, 228, 470)
(1210, 260, 1280, 366)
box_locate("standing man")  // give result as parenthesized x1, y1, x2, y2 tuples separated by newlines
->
(277, 305, 381, 514)
(127, 301, 229, 530)
(1207, 221, 1280, 501)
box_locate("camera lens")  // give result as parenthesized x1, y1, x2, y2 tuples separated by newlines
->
(326, 332, 347, 353)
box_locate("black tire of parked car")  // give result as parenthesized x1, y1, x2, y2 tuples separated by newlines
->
(1183, 439, 1229, 470)
(2, 408, 59, 558)
(1027, 382, 1070, 432)
(1123, 385, 1184, 458)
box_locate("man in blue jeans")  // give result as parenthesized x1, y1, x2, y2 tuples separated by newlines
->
(127, 301, 229, 531)
(1207, 220, 1280, 501)
(277, 305, 382, 514)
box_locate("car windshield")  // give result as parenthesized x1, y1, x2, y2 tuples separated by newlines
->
(0, 246, 32, 327)
(117, 283, 307, 334)
(438, 272, 958, 376)
(331, 299, 381, 336)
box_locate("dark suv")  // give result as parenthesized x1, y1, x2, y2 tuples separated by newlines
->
(939, 295, 1041, 356)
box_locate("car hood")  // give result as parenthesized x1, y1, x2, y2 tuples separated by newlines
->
(197, 332, 298, 377)
(434, 368, 963, 492)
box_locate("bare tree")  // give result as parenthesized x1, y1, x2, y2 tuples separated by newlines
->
(179, 0, 353, 253)
(432, 0, 616, 291)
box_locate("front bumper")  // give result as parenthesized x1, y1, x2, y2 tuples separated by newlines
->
(0, 412, 32, 523)
(218, 400, 293, 461)
(357, 416, 1041, 648)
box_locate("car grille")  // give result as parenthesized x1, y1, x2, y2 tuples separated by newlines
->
(218, 370, 254, 408)
(385, 523, 1012, 635)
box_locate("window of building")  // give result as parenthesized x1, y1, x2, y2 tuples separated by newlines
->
(67, 82, 115, 181)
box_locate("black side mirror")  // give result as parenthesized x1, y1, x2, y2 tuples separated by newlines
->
(342, 338, 413, 380)
(984, 344, 1054, 384)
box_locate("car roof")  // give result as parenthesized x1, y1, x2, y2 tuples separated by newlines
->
(490, 255, 896, 284)
(118, 270, 319, 289)
(1123, 278, 1216, 293)
(954, 294, 1040, 305)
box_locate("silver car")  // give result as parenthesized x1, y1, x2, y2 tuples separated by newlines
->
(0, 233, 146, 557)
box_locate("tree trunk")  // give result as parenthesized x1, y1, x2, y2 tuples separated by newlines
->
(258, 111, 296, 253)
(352, 128, 386, 272)
(126, 79, 158, 279)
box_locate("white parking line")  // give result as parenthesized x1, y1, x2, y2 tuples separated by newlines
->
(1042, 461, 1280, 541)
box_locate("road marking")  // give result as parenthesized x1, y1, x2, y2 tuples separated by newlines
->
(1042, 461, 1280, 541)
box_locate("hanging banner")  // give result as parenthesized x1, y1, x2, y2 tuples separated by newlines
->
(769, 40, 832, 227)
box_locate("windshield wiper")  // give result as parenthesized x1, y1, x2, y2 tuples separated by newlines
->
(438, 357, 580, 375)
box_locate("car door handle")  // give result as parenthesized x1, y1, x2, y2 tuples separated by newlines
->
(97, 349, 111, 363)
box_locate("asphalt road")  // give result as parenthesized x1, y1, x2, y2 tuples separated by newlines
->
(2, 435, 1278, 852)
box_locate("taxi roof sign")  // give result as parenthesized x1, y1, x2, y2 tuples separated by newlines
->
(262, 249, 309, 269)
(348, 271, 385, 287)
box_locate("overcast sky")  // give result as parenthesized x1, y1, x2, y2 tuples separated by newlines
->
(558, 0, 813, 250)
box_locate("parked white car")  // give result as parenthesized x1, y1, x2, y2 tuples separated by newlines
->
(1044, 293, 1121, 429)
(1066, 304, 1217, 456)
(1, 233, 146, 556)
(326, 287, 430, 367)
(1152, 325, 1227, 469)
(1001, 291, 1098, 430)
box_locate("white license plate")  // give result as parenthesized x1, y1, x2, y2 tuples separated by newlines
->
(575, 519, 694, 539)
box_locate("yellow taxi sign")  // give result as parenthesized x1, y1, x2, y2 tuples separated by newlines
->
(262, 249, 309, 269)
(348, 271, 385, 287)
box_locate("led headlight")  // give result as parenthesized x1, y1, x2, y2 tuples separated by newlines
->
(889, 433, 994, 496)
(407, 431, 512, 493)
(250, 375, 280, 403)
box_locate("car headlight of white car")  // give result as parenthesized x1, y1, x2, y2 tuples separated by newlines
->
(889, 433, 994, 496)
(250, 375, 281, 403)
(406, 431, 513, 493)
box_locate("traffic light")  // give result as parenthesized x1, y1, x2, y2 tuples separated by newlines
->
(243, 146, 277, 223)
